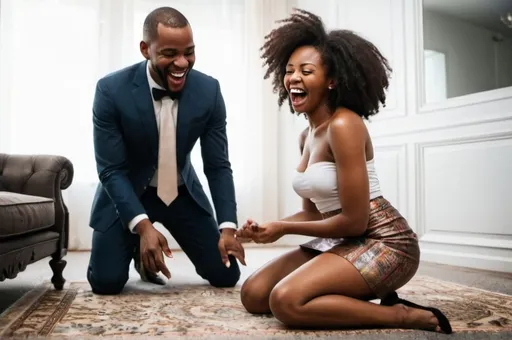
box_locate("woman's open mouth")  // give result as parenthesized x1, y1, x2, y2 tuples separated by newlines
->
(290, 88, 308, 108)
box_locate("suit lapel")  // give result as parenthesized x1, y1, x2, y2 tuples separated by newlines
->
(132, 61, 159, 159)
(176, 90, 192, 164)
(175, 72, 200, 166)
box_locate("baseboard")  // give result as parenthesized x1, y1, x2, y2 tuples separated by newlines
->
(420, 244, 512, 273)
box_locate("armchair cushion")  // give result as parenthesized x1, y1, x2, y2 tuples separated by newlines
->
(0, 192, 55, 239)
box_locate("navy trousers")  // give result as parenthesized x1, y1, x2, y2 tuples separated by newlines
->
(87, 185, 240, 294)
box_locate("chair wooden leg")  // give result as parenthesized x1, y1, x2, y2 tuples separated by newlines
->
(49, 256, 66, 290)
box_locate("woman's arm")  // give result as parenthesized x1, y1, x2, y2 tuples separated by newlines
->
(280, 111, 370, 238)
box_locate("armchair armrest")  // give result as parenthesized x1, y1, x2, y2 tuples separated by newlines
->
(0, 153, 74, 256)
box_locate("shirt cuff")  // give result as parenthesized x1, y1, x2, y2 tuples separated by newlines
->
(128, 214, 149, 234)
(219, 221, 237, 230)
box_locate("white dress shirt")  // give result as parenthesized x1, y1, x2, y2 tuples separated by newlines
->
(127, 62, 237, 233)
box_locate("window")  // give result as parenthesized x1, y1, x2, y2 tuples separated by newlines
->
(0, 0, 102, 182)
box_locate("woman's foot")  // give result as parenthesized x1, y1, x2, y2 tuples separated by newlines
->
(382, 292, 452, 334)
(395, 304, 442, 332)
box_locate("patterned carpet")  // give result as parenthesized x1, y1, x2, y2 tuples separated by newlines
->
(0, 275, 511, 338)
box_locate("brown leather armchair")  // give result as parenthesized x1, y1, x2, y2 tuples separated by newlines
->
(0, 153, 74, 290)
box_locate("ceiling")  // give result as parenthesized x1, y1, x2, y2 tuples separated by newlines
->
(423, 0, 512, 37)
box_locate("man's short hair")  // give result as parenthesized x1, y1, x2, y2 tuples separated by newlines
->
(143, 7, 189, 42)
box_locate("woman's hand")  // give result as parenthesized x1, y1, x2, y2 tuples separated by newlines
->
(235, 218, 285, 244)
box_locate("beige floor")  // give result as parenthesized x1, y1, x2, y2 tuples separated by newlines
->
(1, 247, 512, 339)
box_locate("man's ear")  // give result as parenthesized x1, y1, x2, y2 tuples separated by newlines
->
(140, 41, 150, 60)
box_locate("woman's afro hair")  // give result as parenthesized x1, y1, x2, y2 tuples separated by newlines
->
(260, 8, 392, 119)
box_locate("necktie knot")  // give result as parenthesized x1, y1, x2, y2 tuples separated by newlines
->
(152, 87, 180, 101)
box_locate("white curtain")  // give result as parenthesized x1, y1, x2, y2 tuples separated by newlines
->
(0, 0, 289, 250)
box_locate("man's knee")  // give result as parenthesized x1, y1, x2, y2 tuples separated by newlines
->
(202, 260, 241, 288)
(209, 271, 240, 288)
(87, 266, 128, 295)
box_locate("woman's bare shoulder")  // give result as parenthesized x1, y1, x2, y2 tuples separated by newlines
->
(328, 109, 367, 140)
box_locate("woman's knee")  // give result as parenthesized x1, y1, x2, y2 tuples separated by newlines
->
(268, 284, 302, 326)
(240, 276, 272, 314)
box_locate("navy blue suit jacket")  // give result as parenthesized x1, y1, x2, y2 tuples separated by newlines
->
(89, 61, 237, 232)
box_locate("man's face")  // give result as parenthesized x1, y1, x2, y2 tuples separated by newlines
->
(140, 23, 195, 92)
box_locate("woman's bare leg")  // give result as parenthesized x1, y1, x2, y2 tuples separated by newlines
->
(268, 253, 441, 332)
(241, 247, 317, 314)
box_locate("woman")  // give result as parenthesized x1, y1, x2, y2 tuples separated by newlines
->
(236, 9, 451, 334)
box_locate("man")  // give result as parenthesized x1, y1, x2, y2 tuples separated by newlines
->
(87, 6, 245, 295)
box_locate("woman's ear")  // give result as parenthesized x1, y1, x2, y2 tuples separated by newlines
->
(328, 80, 335, 90)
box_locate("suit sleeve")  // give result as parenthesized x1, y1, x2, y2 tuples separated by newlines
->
(92, 79, 146, 228)
(199, 80, 238, 227)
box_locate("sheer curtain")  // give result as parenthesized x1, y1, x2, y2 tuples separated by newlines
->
(0, 0, 286, 250)
(0, 0, 100, 182)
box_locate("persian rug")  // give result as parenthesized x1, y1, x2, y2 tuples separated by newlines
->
(0, 275, 510, 338)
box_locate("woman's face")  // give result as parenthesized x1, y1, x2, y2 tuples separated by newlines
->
(284, 46, 331, 114)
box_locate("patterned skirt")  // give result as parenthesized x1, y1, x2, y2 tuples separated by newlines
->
(300, 196, 420, 299)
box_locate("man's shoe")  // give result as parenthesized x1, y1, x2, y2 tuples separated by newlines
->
(133, 251, 167, 286)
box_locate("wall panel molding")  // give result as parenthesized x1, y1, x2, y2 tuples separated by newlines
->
(374, 144, 408, 216)
(415, 131, 512, 272)
(415, 131, 512, 237)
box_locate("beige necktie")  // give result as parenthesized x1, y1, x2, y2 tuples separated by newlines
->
(157, 98, 178, 206)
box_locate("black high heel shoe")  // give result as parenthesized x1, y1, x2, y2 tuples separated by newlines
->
(380, 291, 453, 334)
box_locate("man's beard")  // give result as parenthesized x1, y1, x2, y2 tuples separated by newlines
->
(152, 63, 172, 92)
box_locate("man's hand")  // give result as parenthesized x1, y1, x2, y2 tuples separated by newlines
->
(218, 228, 246, 268)
(135, 219, 172, 279)
(236, 218, 285, 244)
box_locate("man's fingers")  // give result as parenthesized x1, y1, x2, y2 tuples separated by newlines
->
(218, 241, 230, 268)
(142, 254, 151, 274)
(159, 235, 173, 258)
(236, 236, 253, 243)
(229, 249, 246, 266)
(226, 241, 247, 266)
(153, 249, 171, 279)
(237, 228, 253, 239)
(146, 253, 158, 273)
(159, 264, 171, 280)
(235, 227, 252, 242)
(156, 255, 171, 280)
(235, 243, 246, 265)
(156, 259, 171, 279)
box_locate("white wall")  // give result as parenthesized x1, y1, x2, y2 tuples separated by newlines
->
(274, 0, 512, 273)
